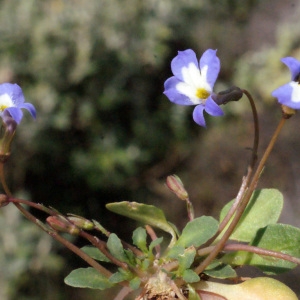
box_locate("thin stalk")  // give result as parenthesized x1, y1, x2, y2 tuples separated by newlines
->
(0, 162, 115, 281)
(224, 244, 300, 265)
(200, 89, 259, 248)
(9, 196, 57, 215)
(194, 117, 286, 275)
(198, 244, 300, 265)
(80, 231, 128, 270)
(11, 198, 114, 279)
(217, 89, 259, 233)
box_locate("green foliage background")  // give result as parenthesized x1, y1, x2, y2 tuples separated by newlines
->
(1, 0, 300, 299)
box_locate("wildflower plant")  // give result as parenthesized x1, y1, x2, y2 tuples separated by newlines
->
(1, 49, 300, 300)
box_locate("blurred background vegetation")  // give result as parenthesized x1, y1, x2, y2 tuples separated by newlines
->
(1, 0, 300, 299)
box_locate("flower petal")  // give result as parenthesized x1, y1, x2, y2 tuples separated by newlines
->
(0, 83, 25, 106)
(204, 96, 224, 117)
(171, 49, 199, 82)
(200, 49, 220, 87)
(281, 57, 300, 81)
(20, 102, 37, 119)
(164, 77, 194, 105)
(192, 105, 206, 127)
(6, 107, 23, 124)
(272, 82, 300, 109)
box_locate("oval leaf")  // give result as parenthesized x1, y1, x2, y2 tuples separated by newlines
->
(106, 202, 176, 246)
(204, 262, 237, 279)
(81, 246, 111, 262)
(132, 227, 148, 253)
(64, 267, 114, 289)
(107, 233, 128, 263)
(176, 216, 219, 248)
(222, 224, 300, 274)
(219, 189, 283, 242)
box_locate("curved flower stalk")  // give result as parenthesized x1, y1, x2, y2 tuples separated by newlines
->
(272, 57, 300, 109)
(164, 49, 224, 127)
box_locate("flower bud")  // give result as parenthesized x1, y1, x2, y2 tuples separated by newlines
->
(213, 86, 243, 105)
(46, 216, 80, 235)
(166, 175, 189, 201)
(0, 194, 9, 207)
(67, 214, 94, 230)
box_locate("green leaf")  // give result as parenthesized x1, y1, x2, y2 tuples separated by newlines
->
(107, 233, 128, 263)
(176, 216, 219, 248)
(106, 202, 177, 247)
(132, 227, 148, 253)
(124, 249, 136, 266)
(64, 267, 114, 290)
(177, 247, 196, 274)
(149, 237, 163, 254)
(222, 224, 300, 275)
(204, 262, 237, 279)
(182, 269, 200, 283)
(187, 284, 202, 300)
(129, 277, 141, 290)
(167, 245, 185, 259)
(141, 258, 150, 270)
(220, 189, 283, 242)
(109, 268, 132, 283)
(81, 246, 111, 262)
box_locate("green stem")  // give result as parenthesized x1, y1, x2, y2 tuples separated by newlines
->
(194, 117, 286, 275)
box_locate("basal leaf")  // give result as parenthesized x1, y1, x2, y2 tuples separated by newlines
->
(132, 227, 148, 253)
(204, 262, 237, 279)
(107, 233, 128, 263)
(222, 224, 300, 275)
(176, 216, 219, 248)
(129, 277, 141, 290)
(109, 268, 133, 283)
(81, 246, 111, 262)
(177, 247, 196, 274)
(64, 267, 114, 290)
(167, 245, 185, 259)
(182, 269, 200, 283)
(149, 237, 163, 254)
(106, 202, 176, 247)
(219, 189, 283, 242)
(187, 284, 201, 300)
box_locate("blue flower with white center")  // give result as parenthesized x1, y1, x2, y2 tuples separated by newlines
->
(0, 83, 36, 125)
(272, 57, 300, 109)
(164, 49, 224, 127)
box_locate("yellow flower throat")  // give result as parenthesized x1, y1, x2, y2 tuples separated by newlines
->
(0, 104, 8, 112)
(196, 88, 210, 100)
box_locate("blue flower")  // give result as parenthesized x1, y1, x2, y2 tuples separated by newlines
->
(0, 83, 36, 124)
(272, 57, 300, 109)
(164, 49, 224, 127)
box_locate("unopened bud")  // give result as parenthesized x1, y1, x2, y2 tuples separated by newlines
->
(67, 214, 94, 230)
(0, 194, 9, 207)
(213, 86, 243, 105)
(46, 216, 80, 235)
(166, 175, 189, 201)
(281, 105, 296, 119)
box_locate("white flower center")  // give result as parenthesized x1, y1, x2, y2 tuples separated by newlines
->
(176, 63, 212, 104)
(0, 93, 14, 112)
(290, 81, 300, 103)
